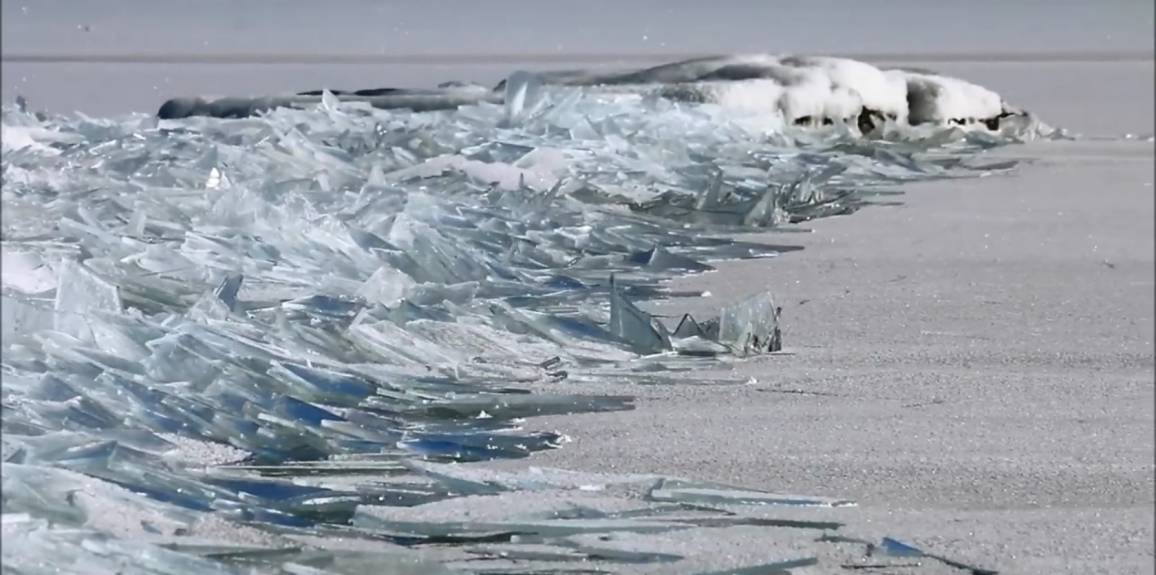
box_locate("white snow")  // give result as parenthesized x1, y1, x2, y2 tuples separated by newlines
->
(901, 70, 1006, 124)
(642, 55, 1015, 130)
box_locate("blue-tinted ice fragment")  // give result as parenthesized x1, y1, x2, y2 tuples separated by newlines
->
(607, 275, 671, 355)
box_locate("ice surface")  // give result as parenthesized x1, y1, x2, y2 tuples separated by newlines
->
(0, 63, 1029, 572)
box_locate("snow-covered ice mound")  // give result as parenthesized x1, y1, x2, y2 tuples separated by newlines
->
(157, 54, 1039, 137)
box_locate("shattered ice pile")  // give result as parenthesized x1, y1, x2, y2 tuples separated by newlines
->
(0, 80, 1029, 574)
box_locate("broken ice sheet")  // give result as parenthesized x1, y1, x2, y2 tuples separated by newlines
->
(693, 557, 819, 575)
(53, 259, 122, 342)
(2, 292, 55, 342)
(2, 463, 203, 538)
(459, 543, 683, 565)
(717, 290, 783, 354)
(356, 265, 416, 307)
(2, 516, 247, 575)
(503, 71, 547, 125)
(274, 550, 458, 575)
(670, 335, 731, 357)
(2, 249, 58, 294)
(648, 478, 855, 508)
(402, 393, 634, 421)
(353, 513, 693, 541)
(0, 71, 1031, 572)
(868, 537, 1000, 575)
(607, 275, 672, 354)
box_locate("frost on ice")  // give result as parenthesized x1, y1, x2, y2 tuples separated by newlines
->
(0, 63, 1034, 573)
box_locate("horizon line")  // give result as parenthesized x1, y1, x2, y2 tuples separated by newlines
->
(2, 49, 1153, 66)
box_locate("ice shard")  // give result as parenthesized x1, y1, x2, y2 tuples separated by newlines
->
(647, 478, 855, 508)
(870, 537, 1000, 575)
(717, 290, 783, 354)
(694, 557, 819, 575)
(53, 259, 122, 342)
(2, 292, 55, 342)
(503, 71, 546, 125)
(607, 275, 672, 355)
(673, 313, 707, 339)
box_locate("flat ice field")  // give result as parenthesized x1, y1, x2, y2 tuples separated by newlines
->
(491, 59, 1156, 574)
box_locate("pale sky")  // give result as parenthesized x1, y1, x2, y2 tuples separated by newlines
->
(3, 0, 1153, 57)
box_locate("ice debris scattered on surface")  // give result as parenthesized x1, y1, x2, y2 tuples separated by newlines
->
(0, 68, 1025, 573)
